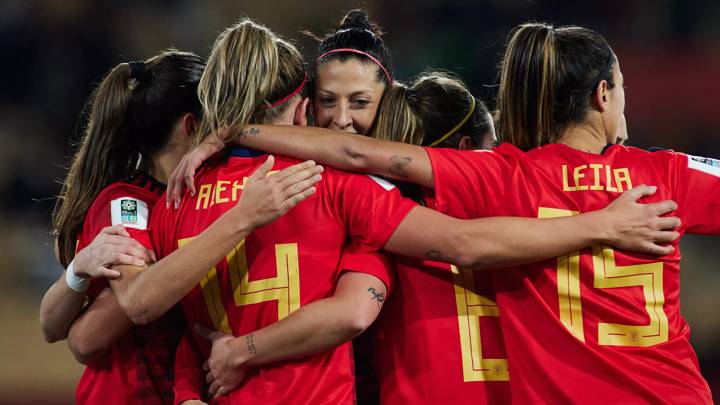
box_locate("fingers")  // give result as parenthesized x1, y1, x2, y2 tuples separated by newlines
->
(215, 386, 228, 398)
(280, 186, 317, 212)
(208, 380, 222, 398)
(282, 174, 322, 197)
(167, 162, 183, 207)
(652, 231, 680, 244)
(183, 161, 197, 197)
(279, 166, 323, 194)
(620, 184, 657, 202)
(206, 370, 215, 384)
(102, 234, 147, 251)
(640, 242, 675, 257)
(247, 155, 275, 183)
(649, 200, 679, 216)
(101, 239, 150, 266)
(655, 216, 682, 231)
(202, 361, 209, 372)
(99, 267, 122, 279)
(101, 225, 130, 238)
(111, 253, 146, 268)
(147, 249, 157, 263)
(272, 160, 317, 184)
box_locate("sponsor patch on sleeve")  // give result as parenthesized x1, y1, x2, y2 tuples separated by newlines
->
(111, 197, 149, 229)
(688, 154, 720, 178)
(367, 175, 396, 191)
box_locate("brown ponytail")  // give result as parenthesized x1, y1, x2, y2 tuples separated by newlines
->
(497, 22, 616, 151)
(497, 23, 558, 151)
(53, 50, 204, 267)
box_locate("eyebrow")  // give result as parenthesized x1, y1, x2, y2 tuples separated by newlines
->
(316, 89, 375, 98)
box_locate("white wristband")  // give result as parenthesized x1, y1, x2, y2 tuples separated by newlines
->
(65, 260, 90, 292)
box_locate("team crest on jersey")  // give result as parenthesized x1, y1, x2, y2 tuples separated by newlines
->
(121, 199, 138, 222)
(688, 154, 720, 178)
(111, 197, 149, 229)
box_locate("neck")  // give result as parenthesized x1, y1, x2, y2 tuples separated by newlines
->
(555, 116, 607, 154)
(149, 138, 187, 184)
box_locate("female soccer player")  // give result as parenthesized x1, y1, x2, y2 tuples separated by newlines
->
(40, 50, 320, 404)
(371, 72, 510, 403)
(177, 23, 714, 404)
(309, 9, 393, 135)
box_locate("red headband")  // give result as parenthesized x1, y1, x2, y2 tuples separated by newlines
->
(262, 72, 309, 109)
(316, 48, 393, 83)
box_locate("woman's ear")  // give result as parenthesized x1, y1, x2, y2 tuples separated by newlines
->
(594, 80, 609, 113)
(457, 135, 474, 150)
(181, 113, 198, 138)
(294, 97, 310, 127)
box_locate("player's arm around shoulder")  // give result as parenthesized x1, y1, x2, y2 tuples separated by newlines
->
(197, 270, 389, 398)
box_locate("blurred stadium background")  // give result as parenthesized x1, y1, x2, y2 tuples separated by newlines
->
(1, 0, 718, 403)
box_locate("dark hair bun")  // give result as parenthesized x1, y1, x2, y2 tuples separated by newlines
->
(337, 9, 376, 34)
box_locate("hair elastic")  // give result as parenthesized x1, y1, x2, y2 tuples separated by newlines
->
(128, 61, 146, 79)
(428, 95, 476, 147)
(261, 72, 309, 109)
(316, 48, 393, 83)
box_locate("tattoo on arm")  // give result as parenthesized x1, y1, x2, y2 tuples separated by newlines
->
(245, 333, 257, 355)
(367, 287, 385, 309)
(239, 127, 260, 138)
(425, 250, 442, 261)
(388, 155, 412, 178)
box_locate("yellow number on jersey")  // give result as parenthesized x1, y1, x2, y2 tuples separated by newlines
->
(538, 207, 668, 347)
(452, 265, 509, 382)
(178, 238, 301, 334)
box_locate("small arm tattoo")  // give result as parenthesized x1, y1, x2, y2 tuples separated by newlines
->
(239, 127, 260, 138)
(425, 250, 442, 260)
(368, 287, 385, 309)
(245, 333, 257, 355)
(388, 155, 412, 178)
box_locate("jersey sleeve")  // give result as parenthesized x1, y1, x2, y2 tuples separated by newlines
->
(173, 332, 205, 405)
(425, 147, 512, 219)
(337, 249, 396, 295)
(83, 188, 155, 250)
(328, 170, 416, 252)
(674, 153, 720, 234)
(148, 198, 178, 261)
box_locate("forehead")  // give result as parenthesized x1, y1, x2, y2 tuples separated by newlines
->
(315, 58, 384, 94)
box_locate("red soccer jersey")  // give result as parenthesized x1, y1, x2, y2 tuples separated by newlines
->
(150, 149, 415, 405)
(75, 173, 185, 405)
(374, 188, 510, 404)
(426, 143, 716, 404)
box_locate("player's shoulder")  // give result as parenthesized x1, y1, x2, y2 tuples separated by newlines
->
(89, 180, 154, 216)
(609, 145, 683, 167)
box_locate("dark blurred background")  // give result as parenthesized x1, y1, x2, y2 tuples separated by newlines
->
(1, 0, 718, 403)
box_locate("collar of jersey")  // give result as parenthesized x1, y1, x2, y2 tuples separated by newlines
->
(230, 147, 265, 158)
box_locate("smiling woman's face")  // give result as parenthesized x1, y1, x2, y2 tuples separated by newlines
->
(313, 58, 387, 135)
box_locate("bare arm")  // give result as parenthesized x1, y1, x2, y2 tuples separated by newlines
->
(39, 226, 151, 342)
(199, 271, 388, 398)
(40, 276, 86, 343)
(167, 125, 432, 207)
(66, 288, 134, 364)
(111, 158, 322, 325)
(385, 185, 681, 268)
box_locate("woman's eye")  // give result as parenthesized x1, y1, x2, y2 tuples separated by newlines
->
(318, 98, 335, 106)
(352, 99, 370, 107)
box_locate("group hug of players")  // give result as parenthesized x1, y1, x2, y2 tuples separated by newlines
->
(40, 8, 718, 405)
